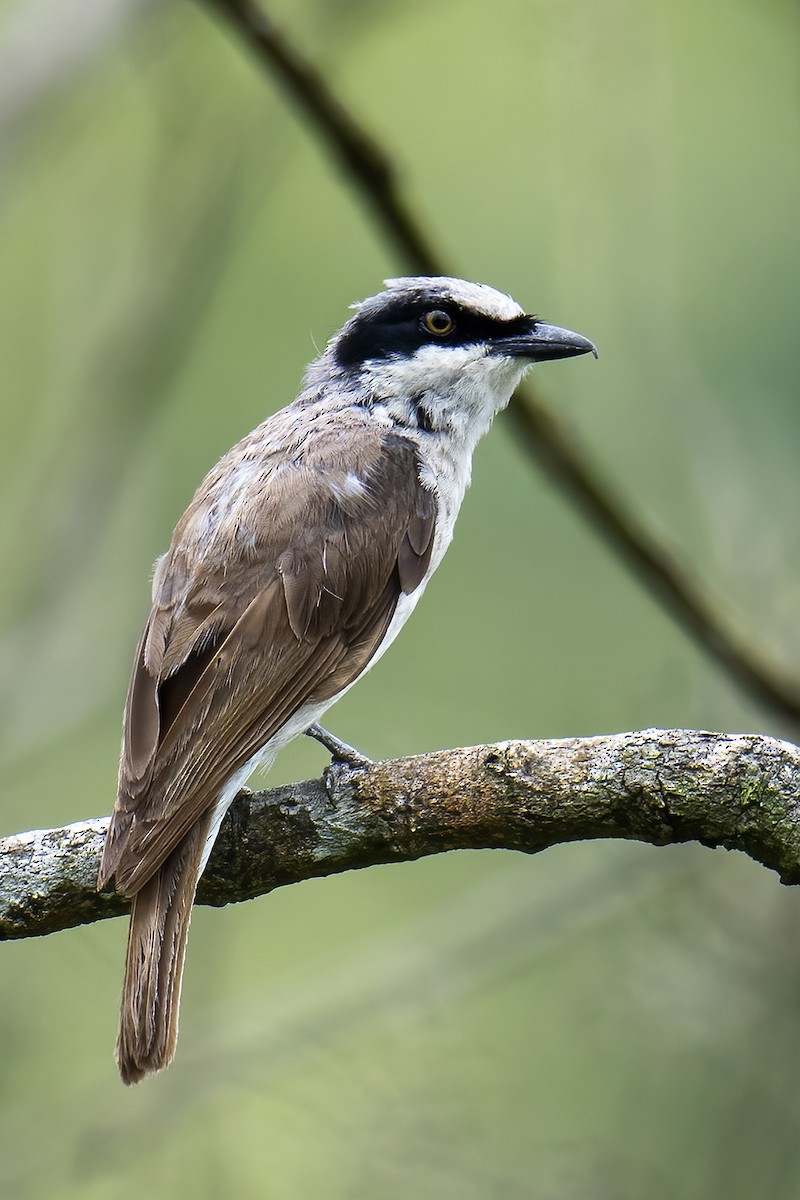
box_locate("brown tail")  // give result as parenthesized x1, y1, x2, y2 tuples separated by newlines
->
(116, 820, 209, 1086)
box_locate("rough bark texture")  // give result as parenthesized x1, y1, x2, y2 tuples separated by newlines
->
(2, 729, 800, 941)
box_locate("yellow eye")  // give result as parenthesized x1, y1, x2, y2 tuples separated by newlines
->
(423, 309, 455, 336)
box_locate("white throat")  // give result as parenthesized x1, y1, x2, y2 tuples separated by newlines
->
(364, 344, 530, 451)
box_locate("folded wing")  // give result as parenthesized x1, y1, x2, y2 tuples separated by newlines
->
(99, 422, 436, 896)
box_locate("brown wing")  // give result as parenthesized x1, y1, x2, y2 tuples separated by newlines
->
(99, 423, 436, 896)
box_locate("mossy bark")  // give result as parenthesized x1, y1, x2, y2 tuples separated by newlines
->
(3, 729, 800, 940)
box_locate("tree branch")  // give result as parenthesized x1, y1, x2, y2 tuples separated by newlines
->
(195, 0, 800, 733)
(197, 0, 442, 274)
(3, 729, 799, 941)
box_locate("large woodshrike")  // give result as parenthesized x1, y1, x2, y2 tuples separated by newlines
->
(99, 276, 596, 1083)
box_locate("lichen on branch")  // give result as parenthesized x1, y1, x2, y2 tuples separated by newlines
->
(2, 729, 799, 941)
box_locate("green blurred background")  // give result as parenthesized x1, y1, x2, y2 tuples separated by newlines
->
(2, 0, 800, 1195)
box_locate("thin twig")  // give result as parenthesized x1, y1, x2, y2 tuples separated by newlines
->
(198, 0, 442, 273)
(197, 0, 800, 729)
(3, 731, 800, 941)
(506, 402, 800, 724)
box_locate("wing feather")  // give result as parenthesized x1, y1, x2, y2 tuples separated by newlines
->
(100, 421, 437, 896)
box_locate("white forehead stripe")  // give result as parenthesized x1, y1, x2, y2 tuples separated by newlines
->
(384, 277, 523, 321)
(350, 276, 524, 323)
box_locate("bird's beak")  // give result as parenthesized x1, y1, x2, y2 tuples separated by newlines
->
(489, 319, 598, 362)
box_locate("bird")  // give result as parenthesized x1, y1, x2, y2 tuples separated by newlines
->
(98, 276, 596, 1084)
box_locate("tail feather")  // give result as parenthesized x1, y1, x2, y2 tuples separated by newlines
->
(116, 819, 209, 1085)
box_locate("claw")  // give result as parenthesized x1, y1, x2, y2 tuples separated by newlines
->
(305, 723, 373, 769)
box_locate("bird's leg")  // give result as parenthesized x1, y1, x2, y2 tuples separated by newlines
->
(305, 723, 373, 768)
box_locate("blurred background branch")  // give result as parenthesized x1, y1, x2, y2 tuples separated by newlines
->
(0, 0, 151, 135)
(197, 0, 800, 734)
(3, 729, 799, 941)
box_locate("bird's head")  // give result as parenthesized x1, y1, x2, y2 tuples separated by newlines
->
(322, 277, 596, 440)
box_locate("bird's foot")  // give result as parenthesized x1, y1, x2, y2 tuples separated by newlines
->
(305, 723, 373, 769)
